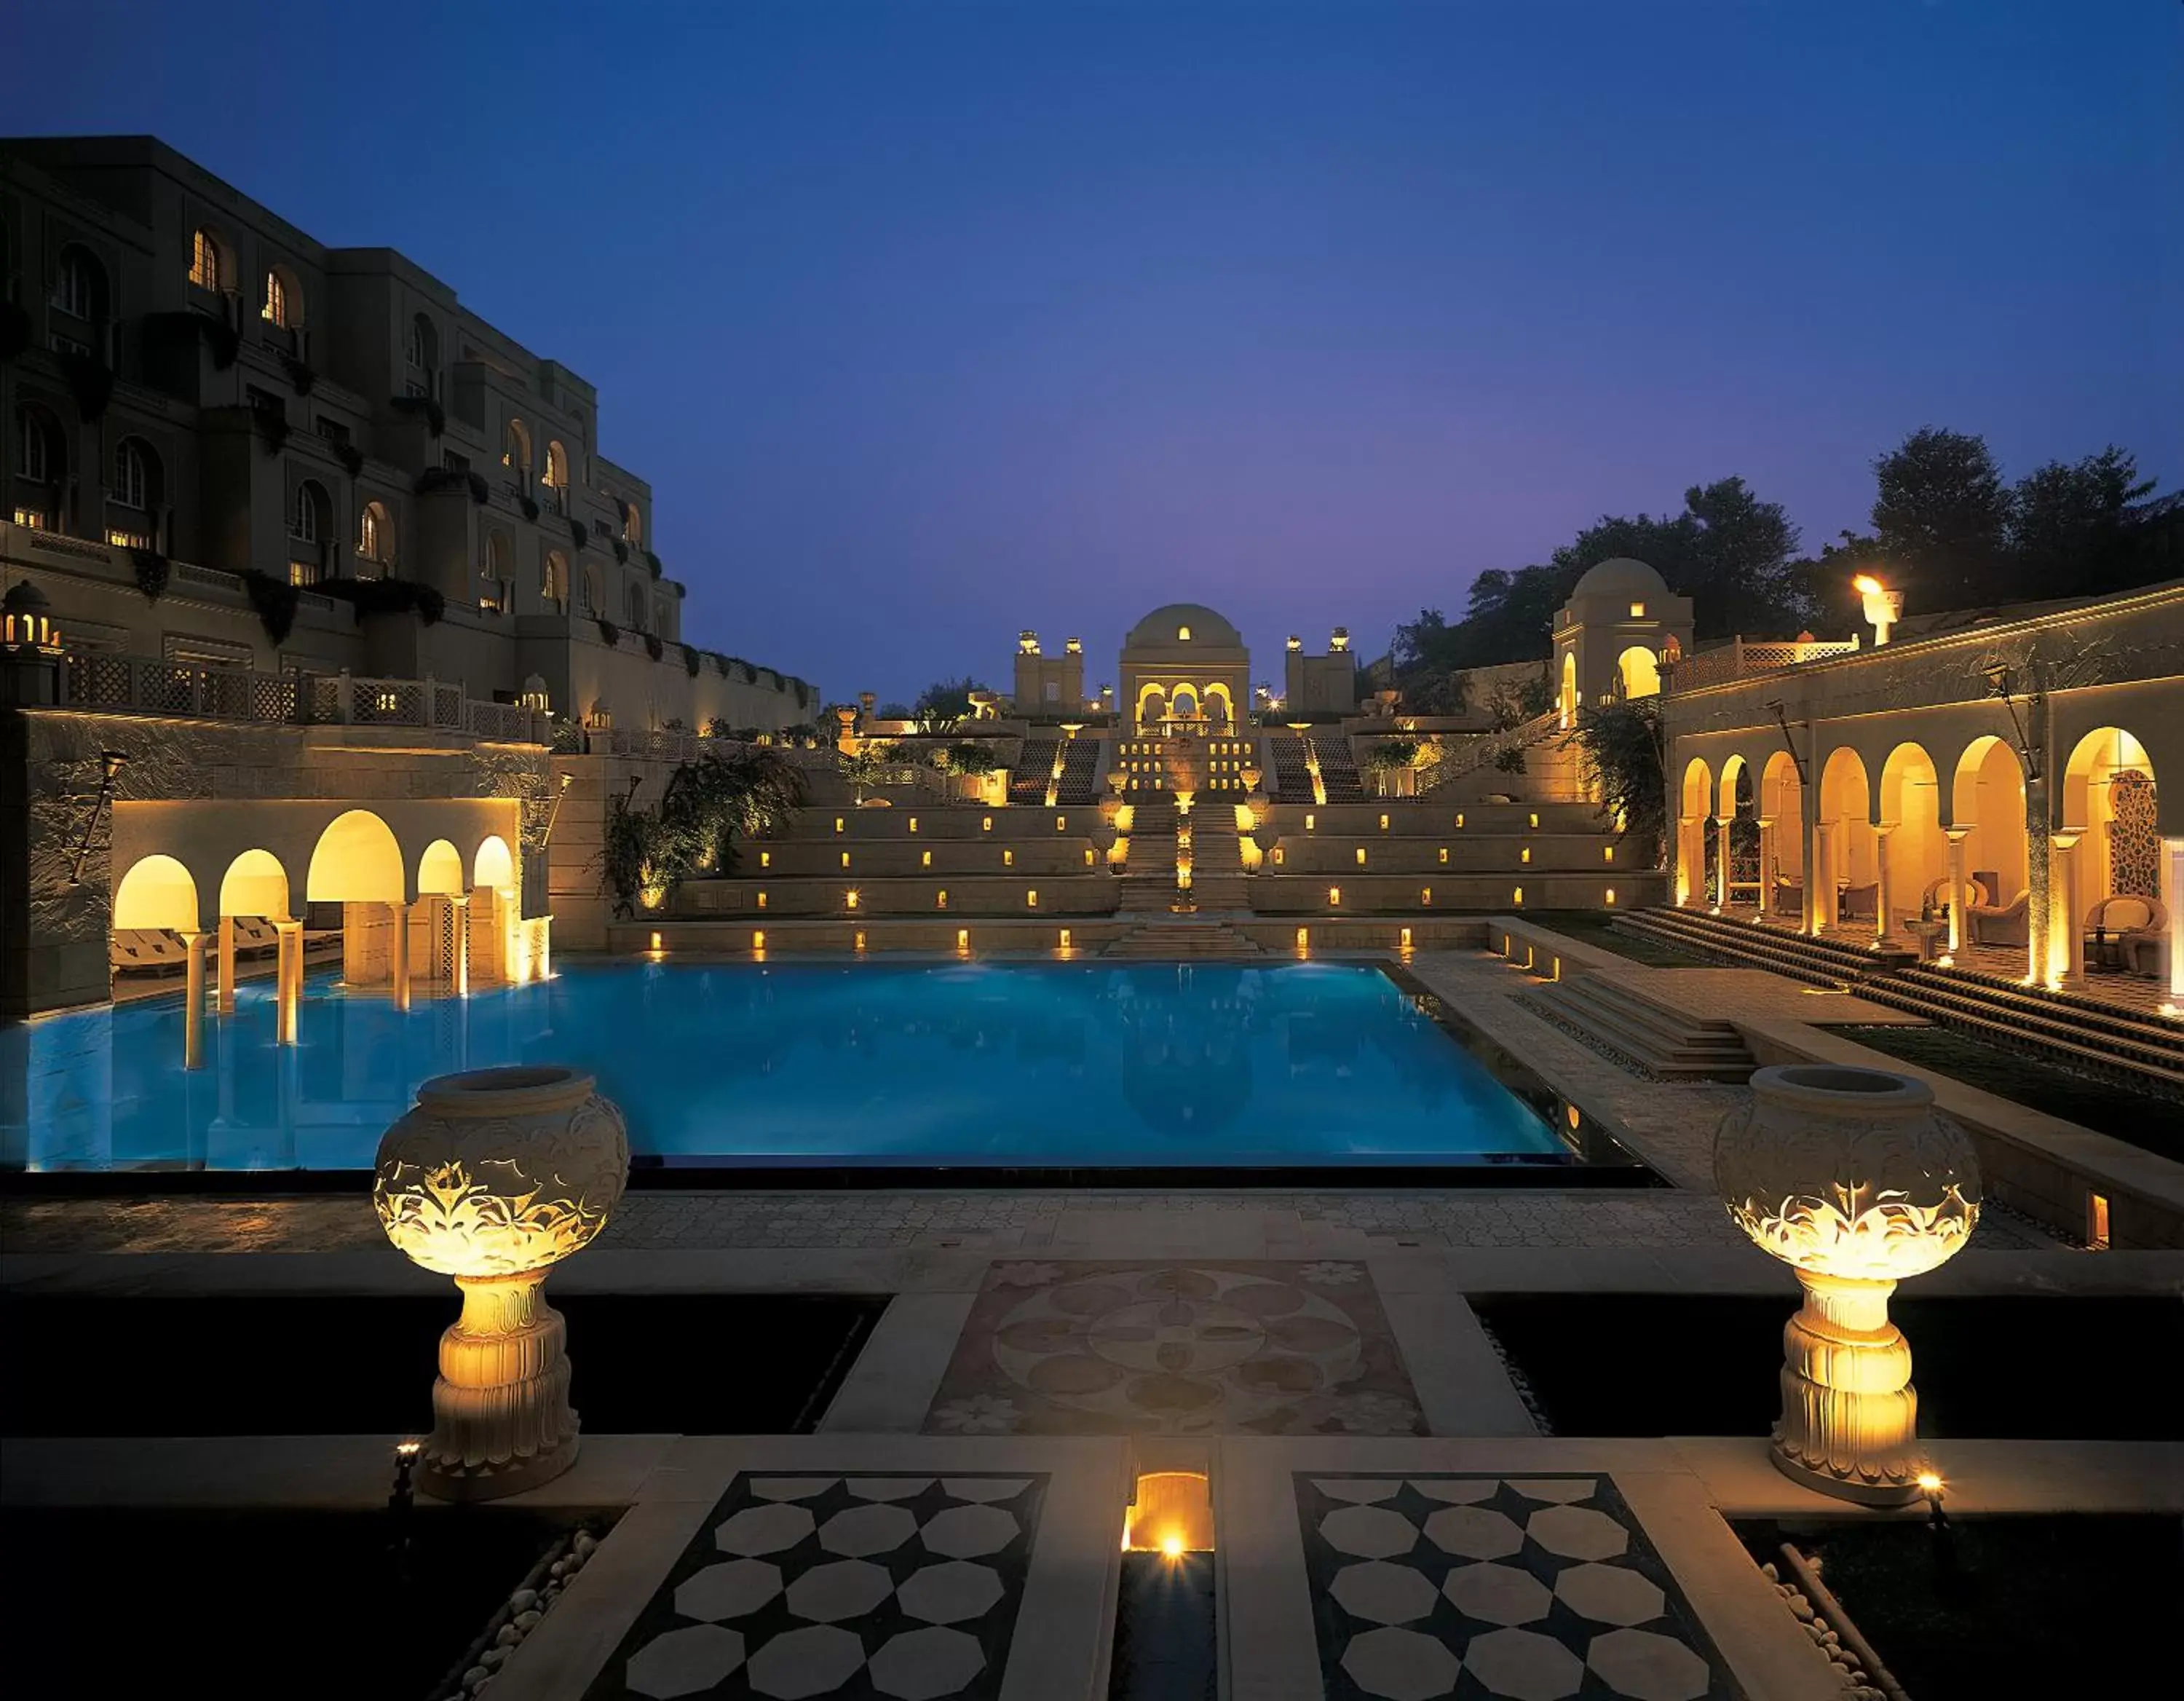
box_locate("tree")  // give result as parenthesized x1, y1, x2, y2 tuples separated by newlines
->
(914, 676, 985, 733)
(2009, 446, 2156, 598)
(1676, 478, 1807, 639)
(1869, 427, 2011, 611)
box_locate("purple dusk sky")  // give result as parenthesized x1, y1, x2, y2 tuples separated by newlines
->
(15, 1, 2181, 703)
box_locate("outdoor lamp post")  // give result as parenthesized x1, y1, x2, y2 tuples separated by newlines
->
(1852, 575, 1903, 647)
(374, 1067, 628, 1501)
(1714, 1064, 1980, 1504)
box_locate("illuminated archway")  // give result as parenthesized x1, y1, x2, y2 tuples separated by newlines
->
(306, 809, 404, 904)
(1202, 682, 1234, 725)
(1760, 749, 1804, 917)
(1677, 757, 1713, 906)
(1615, 645, 1661, 700)
(2062, 727, 2156, 900)
(1136, 682, 1168, 729)
(218, 848, 290, 919)
(1950, 735, 2027, 910)
(1878, 742, 1944, 933)
(1818, 747, 1875, 931)
(1558, 651, 1578, 729)
(1170, 684, 1200, 721)
(113, 854, 199, 931)
(472, 834, 516, 892)
(417, 838, 466, 897)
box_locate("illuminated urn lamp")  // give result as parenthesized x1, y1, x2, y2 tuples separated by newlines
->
(1853, 574, 1903, 647)
(1714, 1065, 1979, 1504)
(373, 1066, 630, 1502)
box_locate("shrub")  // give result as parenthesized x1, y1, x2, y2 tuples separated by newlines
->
(596, 617, 620, 647)
(521, 494, 541, 523)
(644, 549, 662, 579)
(1570, 699, 1666, 866)
(336, 443, 365, 479)
(570, 518, 588, 550)
(682, 644, 701, 677)
(389, 394, 446, 437)
(941, 741, 1001, 776)
(644, 632, 664, 662)
(282, 353, 315, 396)
(242, 569, 301, 647)
(597, 746, 809, 916)
(318, 576, 445, 625)
(613, 538, 630, 564)
(1361, 738, 1420, 770)
(130, 548, 171, 603)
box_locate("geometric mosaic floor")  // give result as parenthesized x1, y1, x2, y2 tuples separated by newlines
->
(583, 1473, 1048, 1699)
(1294, 1475, 1744, 1700)
(924, 1260, 1426, 1437)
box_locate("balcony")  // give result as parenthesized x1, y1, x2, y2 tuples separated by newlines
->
(1663, 635, 1861, 693)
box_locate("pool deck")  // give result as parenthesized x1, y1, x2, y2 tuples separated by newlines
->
(6, 942, 2181, 1700)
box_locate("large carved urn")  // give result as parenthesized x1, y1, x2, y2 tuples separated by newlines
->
(1715, 1065, 1979, 1504)
(375, 1066, 629, 1501)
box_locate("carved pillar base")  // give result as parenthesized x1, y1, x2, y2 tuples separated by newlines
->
(1771, 1271, 1921, 1506)
(418, 1269, 579, 1503)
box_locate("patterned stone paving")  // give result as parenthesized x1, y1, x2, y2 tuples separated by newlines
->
(1297, 1474, 1741, 1700)
(587, 1473, 1046, 1700)
(923, 1260, 1426, 1437)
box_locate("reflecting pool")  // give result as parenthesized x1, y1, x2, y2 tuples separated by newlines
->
(2, 961, 1574, 1172)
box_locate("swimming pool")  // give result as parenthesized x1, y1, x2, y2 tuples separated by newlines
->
(1, 962, 1597, 1175)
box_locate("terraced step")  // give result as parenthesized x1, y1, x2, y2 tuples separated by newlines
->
(1613, 907, 1899, 988)
(1856, 974, 2184, 1089)
(1527, 975, 1754, 1081)
(1101, 920, 1266, 958)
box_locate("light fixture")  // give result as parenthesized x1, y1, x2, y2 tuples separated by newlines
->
(1853, 573, 1902, 645)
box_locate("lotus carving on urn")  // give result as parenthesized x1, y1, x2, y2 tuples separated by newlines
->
(1714, 1064, 1979, 1505)
(375, 1066, 628, 1501)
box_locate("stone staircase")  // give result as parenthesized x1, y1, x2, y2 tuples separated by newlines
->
(1617, 905, 2184, 1096)
(1102, 918, 1267, 959)
(1117, 796, 1180, 912)
(1612, 906, 1906, 989)
(1524, 974, 1755, 1081)
(1859, 963, 2184, 1094)
(1183, 804, 1250, 912)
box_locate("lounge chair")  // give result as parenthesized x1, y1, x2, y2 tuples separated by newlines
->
(2087, 894, 2166, 977)
(1905, 874, 1992, 932)
(1966, 889, 2030, 948)
(1838, 882, 1879, 922)
(110, 929, 189, 973)
(1771, 875, 1804, 917)
(232, 917, 280, 956)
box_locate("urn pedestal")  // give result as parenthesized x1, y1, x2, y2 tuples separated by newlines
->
(373, 1066, 629, 1503)
(1714, 1065, 1979, 1506)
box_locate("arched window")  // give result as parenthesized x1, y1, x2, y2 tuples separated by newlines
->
(261, 267, 299, 328)
(357, 500, 392, 569)
(404, 313, 438, 392)
(582, 567, 601, 616)
(112, 438, 158, 509)
(542, 549, 568, 606)
(486, 532, 512, 583)
(543, 441, 568, 489)
(503, 418, 531, 474)
(189, 228, 223, 292)
(53, 245, 108, 320)
(622, 500, 642, 545)
(13, 406, 53, 483)
(290, 481, 328, 545)
(627, 583, 646, 630)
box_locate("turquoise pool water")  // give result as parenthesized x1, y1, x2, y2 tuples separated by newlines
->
(1, 962, 1571, 1172)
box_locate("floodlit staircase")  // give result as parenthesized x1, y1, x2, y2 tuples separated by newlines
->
(1182, 805, 1249, 912)
(1612, 906, 1905, 988)
(1102, 918, 1267, 959)
(1859, 963, 2184, 1093)
(1117, 796, 1180, 912)
(1525, 974, 1755, 1081)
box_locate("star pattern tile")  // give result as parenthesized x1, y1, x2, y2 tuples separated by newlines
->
(1294, 1474, 1744, 1701)
(587, 1473, 1047, 1700)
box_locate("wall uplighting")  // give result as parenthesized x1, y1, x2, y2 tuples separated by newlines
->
(1605, 888, 1615, 905)
(1455, 813, 1465, 829)
(1378, 813, 1389, 831)
(649, 931, 662, 952)
(1514, 886, 1524, 905)
(1521, 845, 1532, 864)
(1059, 928, 1072, 952)
(840, 850, 851, 869)
(909, 817, 919, 833)
(1328, 886, 1342, 907)
(845, 889, 859, 909)
(1420, 888, 1432, 907)
(922, 849, 933, 867)
(854, 930, 866, 952)
(1400, 926, 1413, 950)
(982, 815, 992, 832)
(752, 930, 765, 952)
(756, 891, 768, 909)
(1296, 926, 1310, 953)
(2088, 1192, 2110, 1251)
(760, 850, 771, 868)
(1026, 890, 1038, 908)
(956, 928, 969, 954)
(834, 817, 845, 834)
(1004, 848, 1015, 867)
(1355, 848, 1366, 867)
(936, 890, 949, 909)
(1304, 813, 1315, 831)
(1529, 811, 1539, 828)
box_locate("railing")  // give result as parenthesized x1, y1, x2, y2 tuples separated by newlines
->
(1665, 636, 1861, 692)
(1418, 710, 1561, 793)
(64, 650, 550, 742)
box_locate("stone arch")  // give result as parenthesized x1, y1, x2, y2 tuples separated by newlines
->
(1819, 746, 1876, 926)
(2062, 727, 2158, 904)
(1879, 741, 1946, 928)
(1136, 682, 1168, 727)
(416, 838, 467, 897)
(113, 853, 199, 932)
(1760, 748, 1804, 909)
(306, 809, 405, 904)
(1615, 645, 1661, 700)
(1558, 651, 1578, 729)
(1950, 735, 2027, 909)
(217, 848, 290, 920)
(470, 834, 518, 986)
(472, 834, 516, 891)
(1203, 682, 1234, 725)
(1677, 757, 1713, 907)
(1170, 684, 1200, 721)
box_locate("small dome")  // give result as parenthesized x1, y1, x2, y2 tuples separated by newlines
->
(2, 578, 53, 617)
(1123, 603, 1244, 650)
(1572, 557, 1669, 599)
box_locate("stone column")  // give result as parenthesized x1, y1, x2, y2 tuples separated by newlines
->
(1811, 822, 1834, 936)
(2052, 834, 2083, 983)
(216, 915, 237, 1014)
(1715, 817, 1733, 911)
(1773, 1272, 1920, 1506)
(448, 893, 472, 999)
(1677, 817, 1702, 907)
(181, 930, 209, 1070)
(1757, 818, 1776, 920)
(2163, 839, 2184, 997)
(274, 920, 304, 1045)
(1873, 824, 1895, 944)
(389, 899, 412, 1013)
(1944, 829, 1971, 952)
